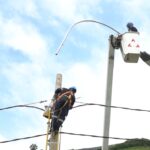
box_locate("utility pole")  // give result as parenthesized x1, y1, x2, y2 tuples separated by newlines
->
(102, 32, 140, 150)
(102, 35, 116, 150)
(49, 73, 62, 150)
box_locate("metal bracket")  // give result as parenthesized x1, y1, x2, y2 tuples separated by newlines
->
(110, 34, 122, 49)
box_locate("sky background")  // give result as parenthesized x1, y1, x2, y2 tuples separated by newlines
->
(0, 0, 150, 150)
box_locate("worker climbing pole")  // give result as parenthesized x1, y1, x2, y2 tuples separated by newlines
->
(43, 73, 62, 150)
(43, 73, 77, 150)
(51, 86, 76, 133)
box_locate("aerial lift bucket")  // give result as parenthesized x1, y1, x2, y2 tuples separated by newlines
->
(121, 32, 140, 63)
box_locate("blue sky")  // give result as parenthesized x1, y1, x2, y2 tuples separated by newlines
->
(0, 0, 150, 150)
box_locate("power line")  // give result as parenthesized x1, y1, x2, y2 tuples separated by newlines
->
(0, 105, 45, 111)
(0, 97, 81, 112)
(0, 133, 46, 143)
(1, 100, 150, 114)
(73, 101, 150, 113)
(0, 100, 148, 145)
(60, 131, 130, 141)
(0, 104, 45, 111)
(0, 132, 131, 144)
(0, 100, 47, 111)
(24, 100, 48, 105)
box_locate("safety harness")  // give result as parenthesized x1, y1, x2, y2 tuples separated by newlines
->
(50, 91, 74, 131)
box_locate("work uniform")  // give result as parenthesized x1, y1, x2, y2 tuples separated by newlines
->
(51, 89, 75, 132)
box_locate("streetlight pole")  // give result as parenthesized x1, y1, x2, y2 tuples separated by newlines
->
(102, 31, 141, 150)
(102, 35, 116, 150)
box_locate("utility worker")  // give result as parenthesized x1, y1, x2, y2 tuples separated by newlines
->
(51, 86, 76, 132)
(127, 22, 138, 32)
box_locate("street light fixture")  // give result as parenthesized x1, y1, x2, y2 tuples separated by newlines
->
(55, 20, 141, 150)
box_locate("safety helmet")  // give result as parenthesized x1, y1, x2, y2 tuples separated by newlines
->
(127, 22, 133, 28)
(69, 86, 77, 93)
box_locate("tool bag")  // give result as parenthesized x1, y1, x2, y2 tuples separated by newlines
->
(43, 106, 51, 119)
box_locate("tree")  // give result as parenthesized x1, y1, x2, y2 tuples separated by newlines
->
(30, 144, 38, 150)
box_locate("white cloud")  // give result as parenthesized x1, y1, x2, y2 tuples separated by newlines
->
(43, 0, 103, 23)
(7, 0, 39, 19)
(0, 18, 48, 62)
(0, 14, 52, 104)
(113, 0, 150, 22)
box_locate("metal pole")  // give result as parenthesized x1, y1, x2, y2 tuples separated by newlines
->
(49, 73, 62, 150)
(102, 35, 115, 150)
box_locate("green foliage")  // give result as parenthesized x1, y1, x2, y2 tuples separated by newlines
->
(78, 139, 150, 150)
(121, 146, 150, 150)
(109, 139, 150, 150)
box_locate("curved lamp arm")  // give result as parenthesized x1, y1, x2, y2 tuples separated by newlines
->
(55, 19, 120, 55)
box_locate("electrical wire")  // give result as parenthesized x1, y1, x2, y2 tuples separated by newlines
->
(60, 131, 130, 141)
(73, 101, 150, 113)
(0, 133, 46, 143)
(0, 131, 130, 144)
(0, 105, 45, 111)
(0, 100, 47, 111)
(24, 100, 48, 105)
(1, 100, 150, 113)
(0, 100, 149, 145)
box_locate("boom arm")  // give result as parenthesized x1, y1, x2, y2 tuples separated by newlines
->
(140, 51, 150, 66)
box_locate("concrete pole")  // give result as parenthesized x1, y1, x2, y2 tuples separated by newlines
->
(102, 36, 115, 150)
(49, 73, 62, 150)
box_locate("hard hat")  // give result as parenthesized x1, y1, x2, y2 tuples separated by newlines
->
(127, 22, 134, 28)
(69, 86, 77, 93)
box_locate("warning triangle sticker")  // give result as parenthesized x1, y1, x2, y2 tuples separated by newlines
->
(128, 43, 132, 47)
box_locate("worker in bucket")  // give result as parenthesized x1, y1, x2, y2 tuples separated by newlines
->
(126, 22, 150, 66)
(51, 86, 76, 133)
(127, 22, 138, 32)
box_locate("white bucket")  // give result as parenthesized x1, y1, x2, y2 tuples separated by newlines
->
(121, 32, 140, 63)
